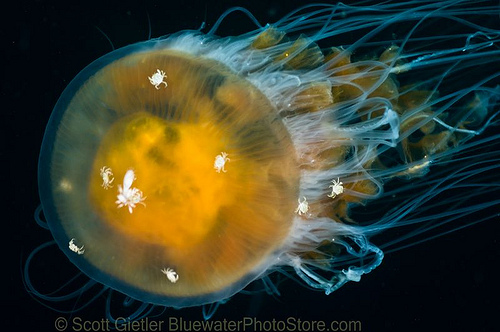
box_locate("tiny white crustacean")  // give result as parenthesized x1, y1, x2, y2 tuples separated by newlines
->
(214, 152, 230, 173)
(161, 267, 179, 283)
(327, 177, 344, 199)
(100, 166, 114, 189)
(116, 169, 146, 213)
(148, 69, 168, 90)
(68, 238, 85, 255)
(295, 196, 309, 216)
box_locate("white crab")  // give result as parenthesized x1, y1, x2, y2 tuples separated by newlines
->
(161, 267, 179, 283)
(327, 178, 344, 199)
(214, 152, 230, 173)
(68, 238, 85, 255)
(295, 196, 309, 216)
(100, 166, 114, 189)
(148, 69, 168, 89)
(116, 169, 146, 213)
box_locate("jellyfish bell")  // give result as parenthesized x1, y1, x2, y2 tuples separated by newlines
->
(39, 42, 300, 307)
(31, 0, 499, 316)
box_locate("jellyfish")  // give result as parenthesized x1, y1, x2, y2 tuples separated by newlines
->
(25, 0, 500, 321)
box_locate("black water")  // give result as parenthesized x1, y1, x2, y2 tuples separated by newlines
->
(6, 1, 500, 331)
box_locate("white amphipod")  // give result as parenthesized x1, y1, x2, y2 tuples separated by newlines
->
(161, 267, 179, 283)
(115, 169, 146, 213)
(327, 178, 344, 199)
(214, 152, 230, 173)
(295, 196, 309, 216)
(148, 69, 168, 89)
(100, 166, 114, 189)
(68, 238, 85, 255)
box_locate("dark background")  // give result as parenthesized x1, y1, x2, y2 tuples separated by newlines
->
(5, 0, 500, 331)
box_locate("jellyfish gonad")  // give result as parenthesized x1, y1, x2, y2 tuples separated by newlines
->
(26, 0, 500, 319)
